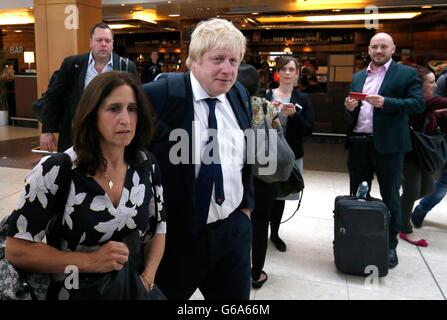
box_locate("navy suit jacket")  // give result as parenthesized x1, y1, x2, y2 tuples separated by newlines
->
(143, 72, 254, 235)
(42, 52, 137, 151)
(347, 61, 425, 154)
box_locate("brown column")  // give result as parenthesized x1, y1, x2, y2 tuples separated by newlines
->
(34, 0, 101, 96)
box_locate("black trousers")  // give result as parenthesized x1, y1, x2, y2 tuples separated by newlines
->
(400, 161, 434, 233)
(347, 138, 404, 249)
(156, 209, 252, 300)
(251, 178, 276, 280)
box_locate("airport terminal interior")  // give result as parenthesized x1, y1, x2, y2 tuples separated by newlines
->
(1, 0, 447, 300)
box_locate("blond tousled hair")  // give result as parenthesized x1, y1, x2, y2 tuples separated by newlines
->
(186, 18, 246, 68)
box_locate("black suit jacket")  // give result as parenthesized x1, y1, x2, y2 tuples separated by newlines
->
(143, 72, 254, 235)
(265, 89, 315, 159)
(42, 52, 137, 151)
(346, 61, 425, 155)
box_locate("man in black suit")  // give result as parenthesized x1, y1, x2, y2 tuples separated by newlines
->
(144, 18, 254, 300)
(345, 33, 424, 268)
(140, 51, 161, 84)
(40, 22, 137, 152)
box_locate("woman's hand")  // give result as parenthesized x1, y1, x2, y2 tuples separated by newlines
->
(281, 103, 297, 117)
(272, 99, 283, 111)
(87, 241, 129, 273)
(140, 273, 155, 291)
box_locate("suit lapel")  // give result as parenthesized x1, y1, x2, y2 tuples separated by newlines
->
(226, 87, 249, 130)
(112, 53, 121, 71)
(378, 60, 396, 96)
(356, 70, 367, 92)
(77, 54, 89, 92)
(182, 74, 196, 194)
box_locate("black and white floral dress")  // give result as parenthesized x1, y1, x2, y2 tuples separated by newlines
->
(7, 147, 166, 300)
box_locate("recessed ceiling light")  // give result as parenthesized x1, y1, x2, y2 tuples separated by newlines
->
(15, 30, 22, 33)
(421, 5, 432, 9)
(121, 3, 125, 6)
(251, 12, 259, 15)
(332, 9, 341, 12)
(169, 14, 180, 17)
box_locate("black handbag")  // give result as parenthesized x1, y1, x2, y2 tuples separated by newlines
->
(70, 156, 166, 300)
(411, 128, 447, 174)
(273, 163, 304, 199)
(271, 163, 305, 223)
(69, 230, 166, 300)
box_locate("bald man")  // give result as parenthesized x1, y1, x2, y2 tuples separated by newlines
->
(344, 33, 424, 269)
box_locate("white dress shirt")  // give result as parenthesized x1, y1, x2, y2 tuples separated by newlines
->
(190, 72, 246, 224)
(84, 52, 114, 88)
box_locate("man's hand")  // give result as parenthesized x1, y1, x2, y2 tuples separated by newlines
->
(344, 97, 359, 112)
(365, 95, 385, 109)
(40, 133, 57, 152)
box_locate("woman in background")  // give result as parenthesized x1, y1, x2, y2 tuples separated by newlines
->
(400, 66, 447, 246)
(265, 56, 314, 253)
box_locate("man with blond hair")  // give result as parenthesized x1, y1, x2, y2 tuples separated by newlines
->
(143, 18, 253, 299)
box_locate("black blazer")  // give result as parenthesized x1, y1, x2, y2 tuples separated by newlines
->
(143, 72, 254, 235)
(346, 60, 425, 154)
(42, 52, 137, 151)
(265, 89, 315, 159)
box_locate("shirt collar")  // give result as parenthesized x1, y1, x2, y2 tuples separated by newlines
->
(367, 58, 393, 74)
(88, 51, 113, 67)
(190, 72, 226, 104)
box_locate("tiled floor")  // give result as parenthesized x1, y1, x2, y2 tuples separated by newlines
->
(1, 126, 446, 300)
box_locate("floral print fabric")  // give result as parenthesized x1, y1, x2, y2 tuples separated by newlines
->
(6, 148, 166, 299)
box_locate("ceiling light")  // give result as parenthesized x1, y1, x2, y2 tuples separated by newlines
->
(108, 24, 138, 29)
(0, 11, 35, 25)
(251, 12, 260, 15)
(15, 30, 22, 33)
(168, 1, 172, 3)
(121, 3, 125, 6)
(169, 14, 180, 17)
(306, 12, 421, 22)
(421, 5, 432, 9)
(132, 9, 158, 23)
(257, 12, 421, 23)
(332, 9, 341, 12)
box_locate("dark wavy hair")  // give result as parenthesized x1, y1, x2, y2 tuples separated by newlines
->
(72, 71, 154, 175)
(415, 65, 432, 83)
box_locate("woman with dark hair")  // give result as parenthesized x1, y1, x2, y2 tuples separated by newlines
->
(265, 56, 314, 253)
(400, 66, 447, 246)
(5, 71, 166, 299)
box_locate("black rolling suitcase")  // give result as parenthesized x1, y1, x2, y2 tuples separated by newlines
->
(333, 196, 390, 277)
